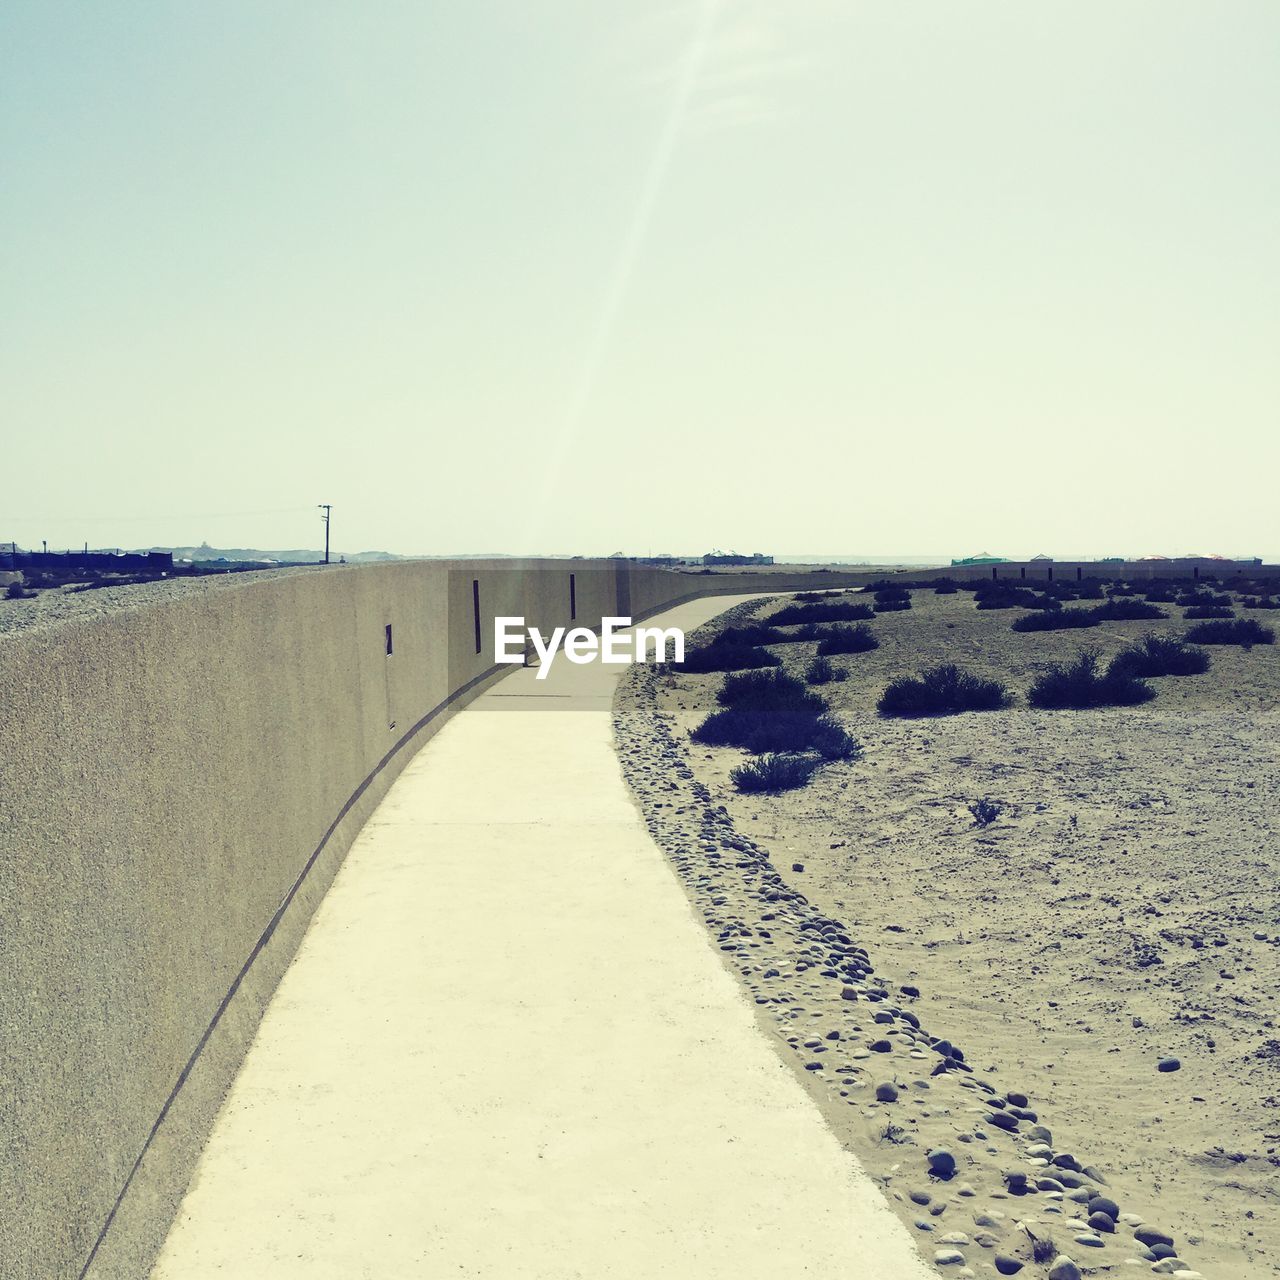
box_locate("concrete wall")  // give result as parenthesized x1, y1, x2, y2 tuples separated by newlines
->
(0, 557, 898, 1280)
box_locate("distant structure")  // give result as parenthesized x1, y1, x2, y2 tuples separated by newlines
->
(951, 552, 1009, 566)
(4, 548, 174, 574)
(702, 550, 774, 567)
(950, 552, 1264, 571)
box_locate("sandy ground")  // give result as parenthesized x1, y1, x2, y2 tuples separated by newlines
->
(616, 588, 1279, 1280)
(150, 597, 933, 1280)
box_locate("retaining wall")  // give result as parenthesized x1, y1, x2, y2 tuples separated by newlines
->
(0, 558, 886, 1280)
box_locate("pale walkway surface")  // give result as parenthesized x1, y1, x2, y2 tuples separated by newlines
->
(152, 598, 933, 1279)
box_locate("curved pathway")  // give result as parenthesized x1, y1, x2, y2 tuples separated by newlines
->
(152, 597, 933, 1279)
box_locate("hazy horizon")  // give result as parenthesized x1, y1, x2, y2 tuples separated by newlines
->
(4, 3, 1277, 557)
(12, 539, 1280, 568)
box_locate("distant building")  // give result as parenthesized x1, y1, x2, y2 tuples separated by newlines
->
(702, 551, 774, 567)
(950, 552, 1008, 566)
(10, 549, 174, 574)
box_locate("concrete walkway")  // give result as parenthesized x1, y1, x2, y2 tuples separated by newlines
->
(151, 597, 933, 1279)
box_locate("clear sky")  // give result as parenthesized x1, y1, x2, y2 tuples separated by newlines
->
(3, 2, 1277, 560)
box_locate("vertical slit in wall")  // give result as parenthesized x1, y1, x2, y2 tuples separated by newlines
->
(569, 573, 576, 621)
(472, 580, 482, 653)
(383, 624, 395, 729)
(1077, 567, 1082, 581)
(1048, 567, 1054, 581)
(1020, 567, 1026, 579)
(992, 567, 998, 580)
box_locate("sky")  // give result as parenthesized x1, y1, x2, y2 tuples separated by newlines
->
(3, 2, 1277, 561)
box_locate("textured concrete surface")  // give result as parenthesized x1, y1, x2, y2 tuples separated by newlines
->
(0, 559, 620, 1280)
(0, 559, 886, 1279)
(151, 597, 933, 1279)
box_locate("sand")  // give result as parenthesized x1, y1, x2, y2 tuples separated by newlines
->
(615, 587, 1279, 1279)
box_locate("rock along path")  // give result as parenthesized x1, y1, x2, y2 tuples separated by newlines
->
(151, 596, 933, 1280)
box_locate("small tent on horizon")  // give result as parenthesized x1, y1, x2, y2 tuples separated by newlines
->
(950, 551, 1009, 566)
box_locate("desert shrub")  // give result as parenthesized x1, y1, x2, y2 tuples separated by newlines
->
(1091, 599, 1168, 621)
(676, 644, 781, 674)
(973, 584, 1050, 610)
(973, 589, 1024, 610)
(1011, 608, 1100, 632)
(716, 667, 819, 711)
(873, 596, 912, 612)
(1108, 634, 1210, 679)
(1031, 1236, 1058, 1265)
(1183, 604, 1234, 619)
(711, 624, 788, 647)
(792, 590, 841, 603)
(1106, 582, 1139, 597)
(867, 580, 910, 597)
(968, 798, 1002, 828)
(809, 719, 861, 759)
(1028, 652, 1155, 709)
(693, 707, 857, 757)
(817, 623, 879, 655)
(1244, 597, 1280, 610)
(5, 582, 29, 600)
(694, 706, 806, 750)
(878, 664, 1012, 718)
(805, 655, 847, 684)
(766, 601, 875, 625)
(731, 753, 819, 793)
(713, 623, 835, 647)
(698, 667, 860, 759)
(1143, 586, 1178, 603)
(1184, 618, 1276, 647)
(934, 581, 958, 594)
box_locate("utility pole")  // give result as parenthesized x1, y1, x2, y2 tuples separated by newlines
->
(318, 504, 332, 565)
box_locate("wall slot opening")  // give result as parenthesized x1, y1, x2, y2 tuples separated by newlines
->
(569, 572, 576, 621)
(472, 579, 482, 653)
(385, 624, 393, 656)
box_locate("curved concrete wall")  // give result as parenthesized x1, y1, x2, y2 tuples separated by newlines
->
(0, 558, 890, 1280)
